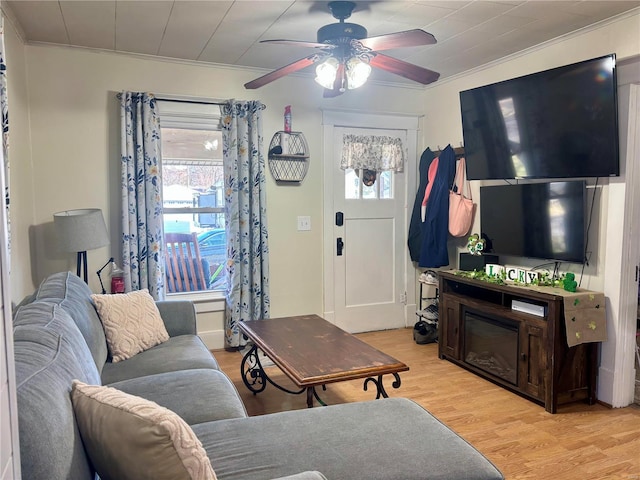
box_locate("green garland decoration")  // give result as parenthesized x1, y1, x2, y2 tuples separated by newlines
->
(454, 269, 567, 288)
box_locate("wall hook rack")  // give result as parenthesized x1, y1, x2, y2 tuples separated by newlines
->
(433, 144, 465, 159)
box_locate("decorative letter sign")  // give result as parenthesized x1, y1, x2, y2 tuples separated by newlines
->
(484, 264, 504, 277)
(526, 270, 539, 283)
(499, 266, 539, 284)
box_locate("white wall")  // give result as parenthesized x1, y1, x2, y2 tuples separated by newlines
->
(0, 153, 19, 480)
(14, 43, 425, 347)
(0, 202, 18, 480)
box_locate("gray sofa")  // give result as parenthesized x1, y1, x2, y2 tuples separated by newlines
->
(13, 271, 504, 480)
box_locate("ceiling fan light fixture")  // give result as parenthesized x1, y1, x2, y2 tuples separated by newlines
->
(315, 57, 340, 89)
(346, 56, 371, 89)
(245, 1, 439, 91)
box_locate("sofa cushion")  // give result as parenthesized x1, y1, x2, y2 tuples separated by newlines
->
(107, 369, 247, 425)
(155, 300, 198, 336)
(13, 301, 101, 385)
(71, 381, 217, 480)
(192, 398, 504, 480)
(92, 289, 170, 362)
(33, 271, 108, 372)
(14, 327, 96, 480)
(101, 334, 219, 384)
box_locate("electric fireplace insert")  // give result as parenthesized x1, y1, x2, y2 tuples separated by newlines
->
(463, 310, 519, 385)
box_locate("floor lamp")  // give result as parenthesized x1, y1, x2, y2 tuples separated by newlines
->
(53, 209, 109, 283)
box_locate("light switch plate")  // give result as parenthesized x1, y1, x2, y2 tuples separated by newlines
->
(297, 216, 311, 231)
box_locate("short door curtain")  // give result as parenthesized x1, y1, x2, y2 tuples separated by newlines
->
(340, 134, 405, 173)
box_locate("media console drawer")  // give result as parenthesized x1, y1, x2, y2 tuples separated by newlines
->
(437, 271, 598, 414)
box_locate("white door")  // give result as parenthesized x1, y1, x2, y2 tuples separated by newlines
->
(331, 127, 407, 333)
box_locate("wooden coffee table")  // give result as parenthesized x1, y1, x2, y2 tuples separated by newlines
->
(238, 314, 409, 407)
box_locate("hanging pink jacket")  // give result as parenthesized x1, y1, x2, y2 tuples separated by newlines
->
(421, 156, 439, 222)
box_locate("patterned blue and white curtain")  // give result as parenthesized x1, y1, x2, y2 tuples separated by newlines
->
(118, 92, 164, 299)
(0, 17, 9, 264)
(221, 100, 270, 348)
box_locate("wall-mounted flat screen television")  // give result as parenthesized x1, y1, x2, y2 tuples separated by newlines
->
(480, 181, 586, 263)
(460, 54, 619, 180)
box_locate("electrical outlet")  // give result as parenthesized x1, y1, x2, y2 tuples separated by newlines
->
(297, 216, 311, 231)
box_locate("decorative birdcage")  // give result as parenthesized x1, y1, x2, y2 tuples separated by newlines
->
(267, 131, 309, 184)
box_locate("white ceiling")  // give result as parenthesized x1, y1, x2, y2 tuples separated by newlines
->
(3, 0, 640, 86)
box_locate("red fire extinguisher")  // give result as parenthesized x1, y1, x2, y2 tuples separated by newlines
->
(110, 262, 125, 294)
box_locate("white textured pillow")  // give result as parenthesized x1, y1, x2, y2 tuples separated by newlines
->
(91, 289, 169, 362)
(71, 380, 217, 480)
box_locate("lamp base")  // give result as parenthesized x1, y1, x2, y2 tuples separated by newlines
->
(77, 251, 88, 283)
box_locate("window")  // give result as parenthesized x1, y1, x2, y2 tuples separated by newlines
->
(158, 100, 226, 294)
(341, 134, 402, 200)
(344, 168, 393, 199)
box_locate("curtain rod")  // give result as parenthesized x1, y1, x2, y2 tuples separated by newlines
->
(155, 97, 227, 106)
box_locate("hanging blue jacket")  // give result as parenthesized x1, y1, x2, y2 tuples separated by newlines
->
(418, 145, 456, 268)
(408, 148, 435, 262)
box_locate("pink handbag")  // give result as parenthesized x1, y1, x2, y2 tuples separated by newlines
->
(449, 157, 475, 237)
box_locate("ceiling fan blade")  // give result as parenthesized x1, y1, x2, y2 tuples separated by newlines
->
(369, 53, 440, 85)
(359, 29, 436, 51)
(244, 55, 320, 89)
(260, 39, 335, 50)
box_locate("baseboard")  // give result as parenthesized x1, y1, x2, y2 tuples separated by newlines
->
(597, 366, 615, 406)
(405, 303, 417, 327)
(199, 329, 225, 350)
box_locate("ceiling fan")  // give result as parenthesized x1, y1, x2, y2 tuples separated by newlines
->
(244, 1, 440, 97)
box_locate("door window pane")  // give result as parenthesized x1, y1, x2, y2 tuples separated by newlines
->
(379, 171, 393, 199)
(344, 168, 394, 200)
(345, 168, 360, 199)
(362, 177, 376, 199)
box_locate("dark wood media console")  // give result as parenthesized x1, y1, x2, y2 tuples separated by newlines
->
(437, 271, 598, 414)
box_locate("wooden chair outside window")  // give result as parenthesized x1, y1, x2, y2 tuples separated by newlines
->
(164, 233, 210, 293)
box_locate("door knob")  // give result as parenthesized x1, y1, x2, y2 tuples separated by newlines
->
(337, 237, 344, 256)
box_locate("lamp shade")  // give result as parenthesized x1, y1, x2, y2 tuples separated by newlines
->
(53, 209, 109, 253)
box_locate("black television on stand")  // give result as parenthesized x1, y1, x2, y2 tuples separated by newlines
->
(480, 181, 587, 264)
(460, 54, 619, 180)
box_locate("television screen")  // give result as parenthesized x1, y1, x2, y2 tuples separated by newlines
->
(460, 54, 619, 180)
(480, 181, 586, 263)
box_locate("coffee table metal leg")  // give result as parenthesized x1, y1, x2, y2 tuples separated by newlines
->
(240, 343, 310, 399)
(241, 344, 267, 394)
(306, 386, 328, 408)
(363, 372, 402, 399)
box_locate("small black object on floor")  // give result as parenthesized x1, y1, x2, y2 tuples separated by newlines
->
(413, 320, 438, 344)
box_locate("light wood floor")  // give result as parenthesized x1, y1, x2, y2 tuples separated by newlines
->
(213, 327, 640, 480)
